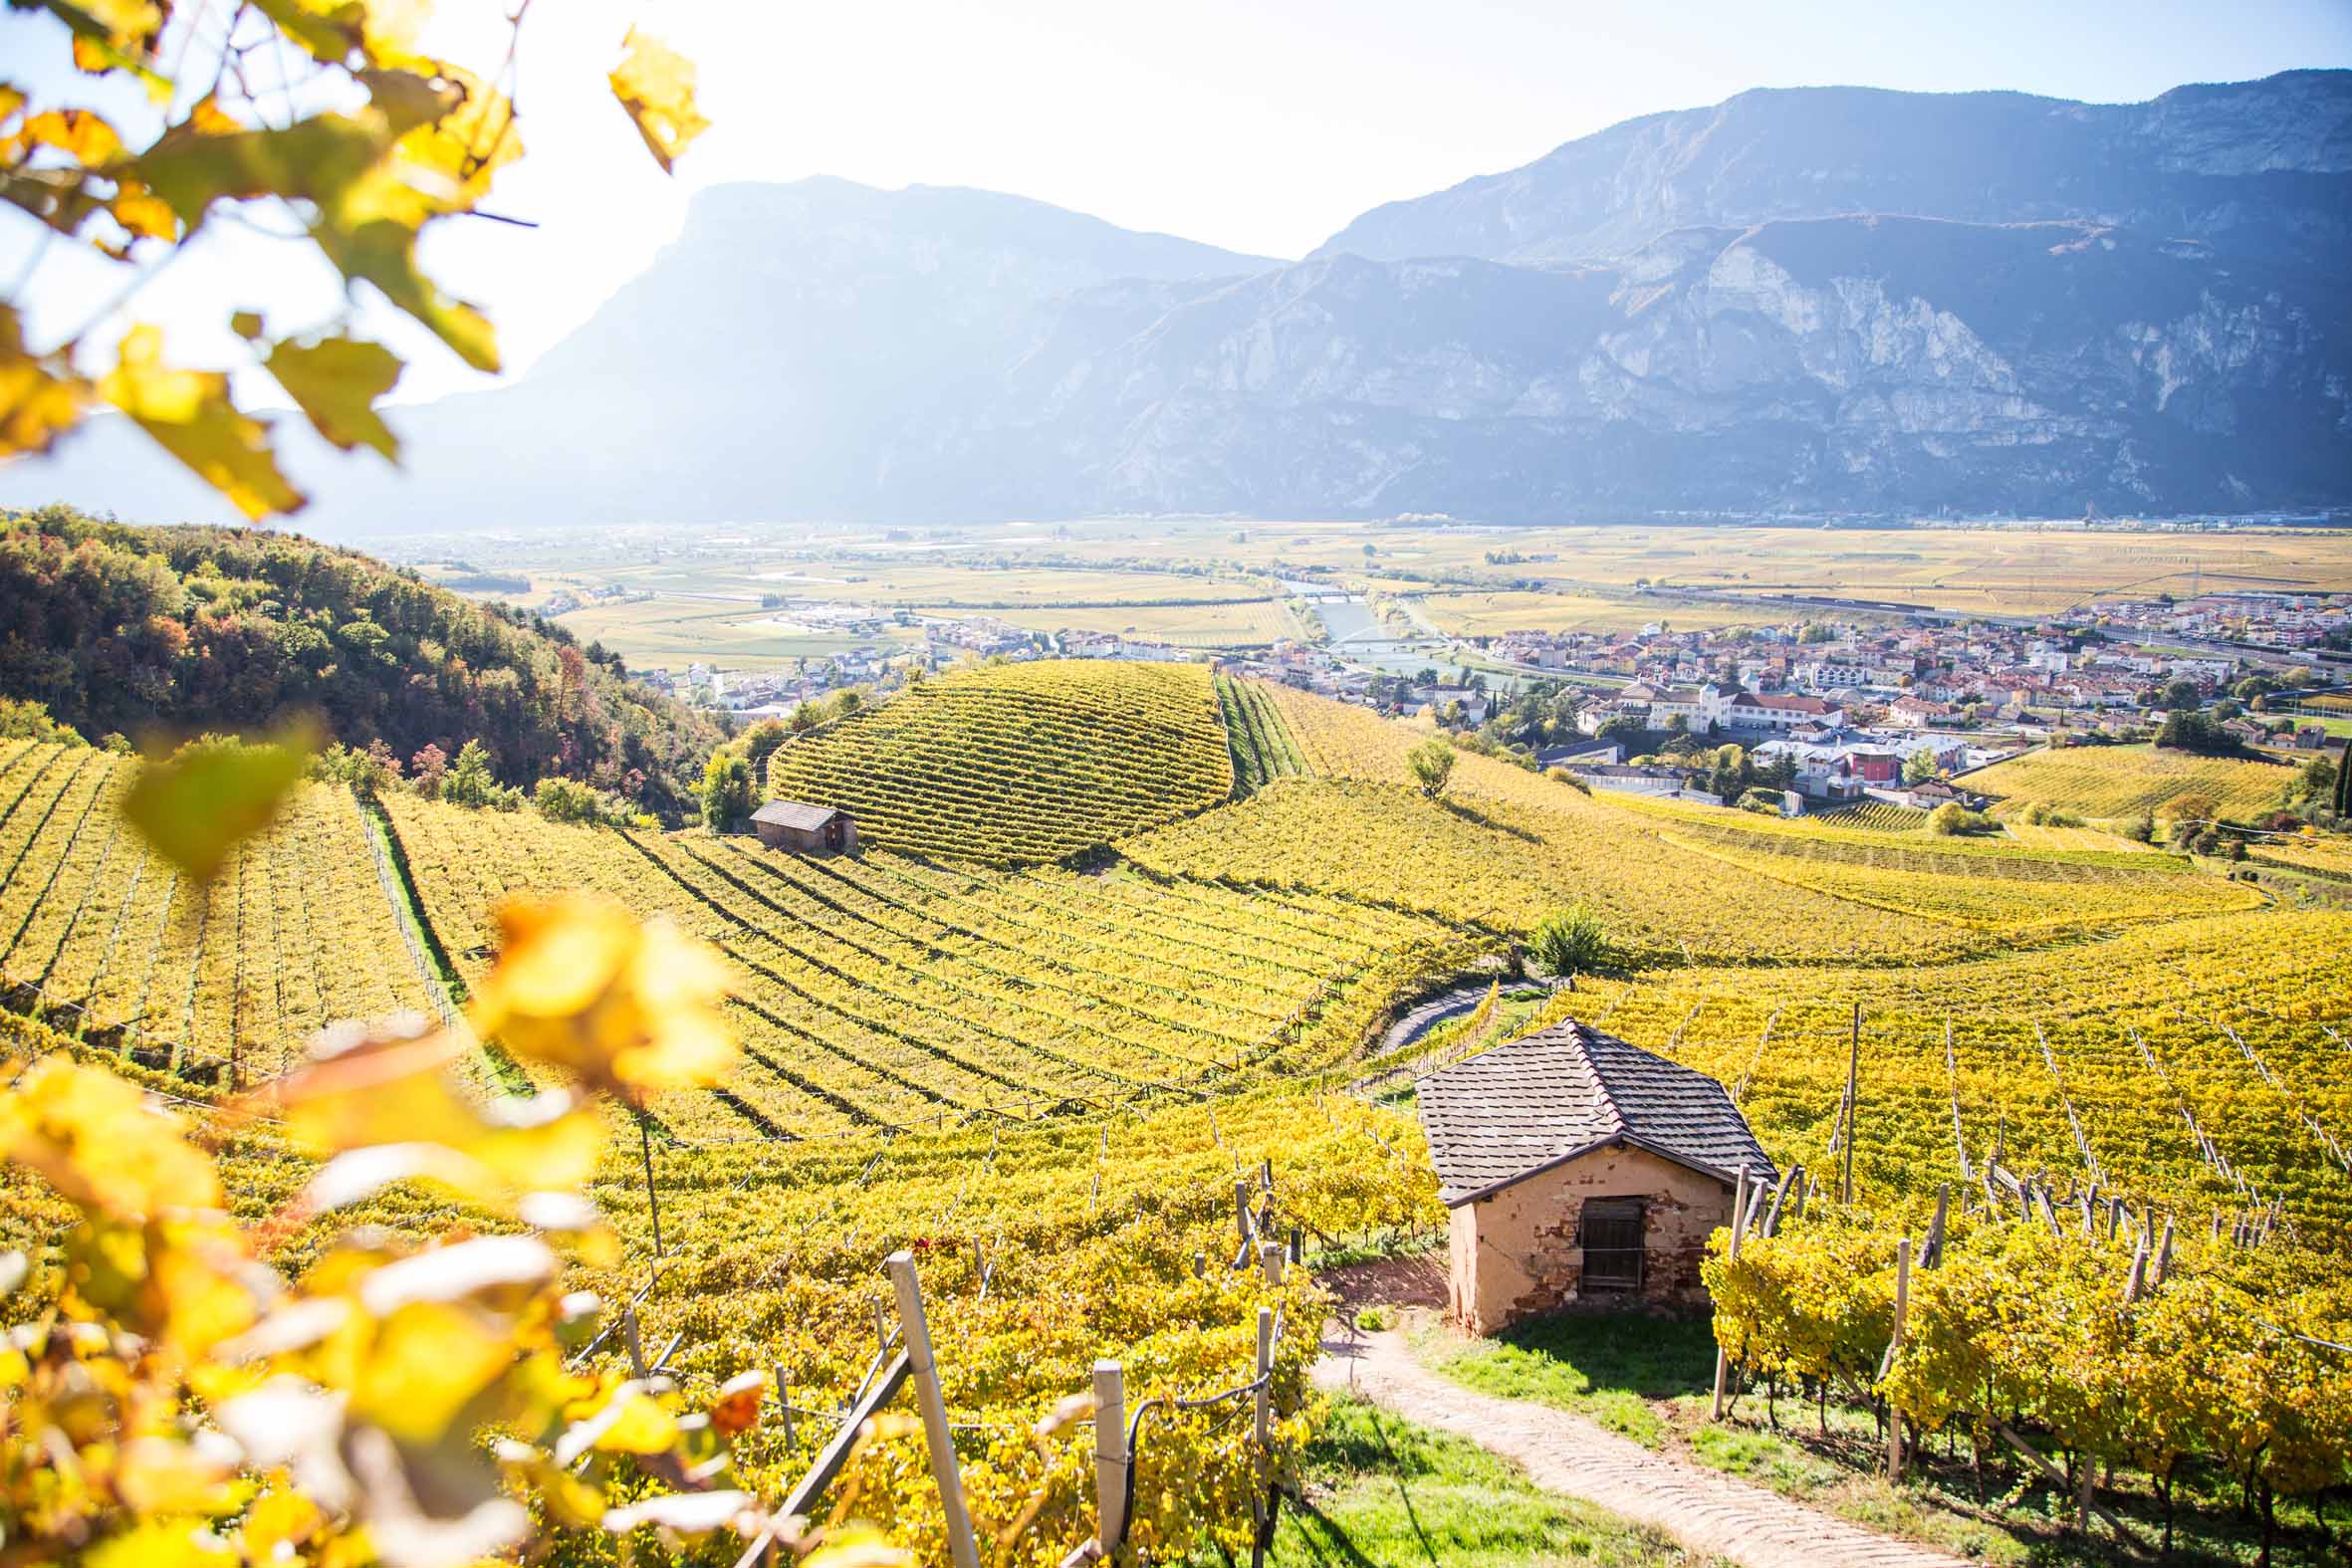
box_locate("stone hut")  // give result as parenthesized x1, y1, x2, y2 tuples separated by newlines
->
(1419, 1019, 1774, 1333)
(751, 799, 857, 854)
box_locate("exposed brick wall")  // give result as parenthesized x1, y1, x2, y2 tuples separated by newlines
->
(1448, 1143, 1735, 1334)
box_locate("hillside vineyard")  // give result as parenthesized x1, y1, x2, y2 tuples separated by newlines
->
(3, 662, 2350, 1564)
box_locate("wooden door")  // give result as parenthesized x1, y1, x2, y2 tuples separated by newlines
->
(1580, 1198, 1645, 1293)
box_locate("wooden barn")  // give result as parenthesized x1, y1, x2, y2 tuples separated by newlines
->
(1418, 1019, 1774, 1332)
(751, 799, 857, 854)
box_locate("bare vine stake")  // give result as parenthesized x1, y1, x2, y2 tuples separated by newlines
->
(1841, 1004, 1860, 1205)
(885, 1251, 980, 1568)
(1252, 1305, 1276, 1568)
(638, 1115, 665, 1258)
(1885, 1237, 1910, 1478)
(1710, 1163, 1749, 1421)
(775, 1363, 794, 1450)
(1093, 1360, 1127, 1558)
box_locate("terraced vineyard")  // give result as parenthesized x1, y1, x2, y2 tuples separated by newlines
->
(1564, 907, 2352, 1244)
(765, 660, 1233, 863)
(0, 743, 435, 1083)
(1968, 741, 2296, 820)
(1807, 800, 1929, 832)
(1122, 691, 2255, 963)
(1214, 671, 1311, 794)
(384, 792, 1488, 1142)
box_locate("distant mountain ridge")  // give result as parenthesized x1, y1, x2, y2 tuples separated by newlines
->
(1314, 72, 2352, 268)
(3, 72, 2345, 530)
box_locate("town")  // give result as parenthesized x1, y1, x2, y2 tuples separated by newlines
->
(636, 582, 2351, 820)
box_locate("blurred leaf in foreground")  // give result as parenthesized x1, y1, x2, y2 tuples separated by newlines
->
(122, 722, 321, 883)
(98, 325, 306, 519)
(468, 895, 736, 1099)
(608, 27, 708, 174)
(265, 334, 403, 459)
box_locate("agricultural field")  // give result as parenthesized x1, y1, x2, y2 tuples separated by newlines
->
(1412, 589, 1778, 636)
(0, 743, 436, 1083)
(767, 661, 1235, 862)
(1967, 742, 2297, 820)
(551, 593, 923, 672)
(944, 597, 1304, 647)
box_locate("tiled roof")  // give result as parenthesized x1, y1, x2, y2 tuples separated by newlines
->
(1417, 1020, 1777, 1205)
(752, 799, 842, 830)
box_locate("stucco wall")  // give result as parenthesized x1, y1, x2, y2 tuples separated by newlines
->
(1448, 1144, 1736, 1334)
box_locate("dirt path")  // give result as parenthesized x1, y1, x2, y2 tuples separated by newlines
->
(1313, 1321, 1972, 1568)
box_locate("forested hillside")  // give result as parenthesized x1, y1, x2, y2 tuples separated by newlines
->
(0, 509, 722, 816)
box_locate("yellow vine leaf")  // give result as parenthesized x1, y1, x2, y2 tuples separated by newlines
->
(11, 107, 122, 165)
(0, 306, 87, 457)
(266, 334, 401, 459)
(0, 1057, 223, 1221)
(608, 28, 708, 175)
(249, 0, 371, 65)
(119, 721, 321, 883)
(99, 325, 306, 519)
(315, 215, 499, 370)
(468, 896, 737, 1099)
(254, 1019, 607, 1207)
(109, 178, 177, 240)
(35, 0, 166, 56)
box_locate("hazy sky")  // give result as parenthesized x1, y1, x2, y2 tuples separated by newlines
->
(6, 0, 2350, 403)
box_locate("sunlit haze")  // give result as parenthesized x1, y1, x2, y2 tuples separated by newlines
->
(5, 0, 2350, 404)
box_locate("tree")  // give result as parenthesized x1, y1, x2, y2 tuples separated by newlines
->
(1903, 750, 1939, 784)
(443, 740, 500, 808)
(1928, 802, 1991, 836)
(2157, 709, 2229, 756)
(1530, 904, 1611, 979)
(409, 743, 449, 799)
(1407, 737, 1457, 798)
(0, 696, 85, 747)
(740, 719, 791, 778)
(2159, 679, 2203, 712)
(1596, 714, 1648, 747)
(0, 6, 708, 521)
(700, 752, 754, 830)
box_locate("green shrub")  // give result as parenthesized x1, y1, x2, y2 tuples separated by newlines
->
(1530, 903, 1611, 978)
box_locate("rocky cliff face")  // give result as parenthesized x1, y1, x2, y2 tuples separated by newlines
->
(931, 216, 2348, 518)
(1314, 72, 2352, 270)
(5, 77, 2344, 531)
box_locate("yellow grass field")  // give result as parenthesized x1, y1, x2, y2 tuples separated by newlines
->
(1967, 743, 2297, 820)
(921, 598, 1303, 647)
(1411, 589, 1780, 635)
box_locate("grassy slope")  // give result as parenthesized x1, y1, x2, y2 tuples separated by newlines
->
(1251, 1398, 1706, 1568)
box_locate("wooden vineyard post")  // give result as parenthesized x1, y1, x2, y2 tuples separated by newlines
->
(1710, 1163, 1749, 1421)
(1093, 1360, 1127, 1560)
(775, 1362, 795, 1451)
(885, 1251, 981, 1568)
(638, 1114, 665, 1259)
(1841, 1003, 1860, 1206)
(1252, 1305, 1277, 1568)
(2154, 1215, 2176, 1288)
(1261, 1239, 1286, 1286)
(1885, 1236, 1910, 1478)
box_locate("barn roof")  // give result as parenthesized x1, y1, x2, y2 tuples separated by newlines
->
(752, 799, 843, 830)
(1417, 1019, 1776, 1206)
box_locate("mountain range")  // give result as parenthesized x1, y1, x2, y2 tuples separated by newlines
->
(8, 70, 2348, 530)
